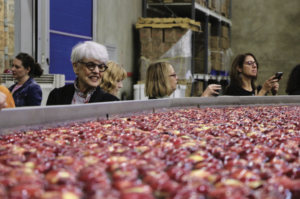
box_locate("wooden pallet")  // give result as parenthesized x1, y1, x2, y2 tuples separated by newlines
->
(137, 17, 200, 26)
(136, 23, 200, 32)
(147, 0, 173, 2)
(136, 17, 201, 32)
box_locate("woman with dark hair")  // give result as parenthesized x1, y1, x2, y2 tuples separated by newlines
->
(9, 53, 43, 106)
(286, 64, 300, 95)
(226, 53, 280, 96)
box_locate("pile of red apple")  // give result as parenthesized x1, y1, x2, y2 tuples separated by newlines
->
(1, 106, 300, 199)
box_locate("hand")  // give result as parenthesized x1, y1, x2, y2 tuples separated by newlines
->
(261, 76, 278, 93)
(271, 82, 279, 96)
(201, 84, 221, 97)
(0, 92, 7, 111)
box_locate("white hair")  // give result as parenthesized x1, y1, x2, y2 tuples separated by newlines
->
(71, 41, 109, 63)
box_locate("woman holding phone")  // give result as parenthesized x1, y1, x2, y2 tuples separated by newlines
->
(226, 53, 281, 96)
(145, 62, 221, 99)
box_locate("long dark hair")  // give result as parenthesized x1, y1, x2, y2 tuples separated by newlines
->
(15, 53, 43, 77)
(286, 64, 300, 94)
(229, 53, 259, 90)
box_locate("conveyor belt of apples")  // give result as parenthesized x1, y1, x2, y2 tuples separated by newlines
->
(0, 96, 300, 198)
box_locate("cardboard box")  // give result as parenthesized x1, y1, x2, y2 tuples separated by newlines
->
(220, 37, 229, 49)
(195, 32, 205, 43)
(210, 36, 219, 49)
(140, 28, 152, 43)
(141, 42, 152, 56)
(221, 4, 229, 17)
(200, 22, 211, 36)
(152, 42, 164, 56)
(148, 0, 173, 2)
(0, 0, 4, 22)
(164, 29, 177, 43)
(195, 48, 206, 58)
(0, 51, 4, 73)
(151, 28, 163, 42)
(163, 42, 175, 54)
(193, 81, 204, 96)
(194, 58, 205, 73)
(175, 28, 188, 41)
(5, 0, 14, 24)
(185, 81, 192, 97)
(211, 51, 221, 60)
(211, 26, 228, 38)
(173, 0, 192, 2)
(222, 26, 228, 38)
(7, 25, 14, 55)
(222, 0, 230, 5)
(178, 79, 192, 97)
(0, 24, 4, 51)
(211, 60, 221, 71)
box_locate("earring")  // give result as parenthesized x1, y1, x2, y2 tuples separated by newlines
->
(239, 73, 242, 78)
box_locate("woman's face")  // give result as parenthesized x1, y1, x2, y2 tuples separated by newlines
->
(238, 55, 258, 77)
(11, 58, 30, 81)
(168, 64, 178, 92)
(73, 58, 105, 92)
(112, 80, 123, 96)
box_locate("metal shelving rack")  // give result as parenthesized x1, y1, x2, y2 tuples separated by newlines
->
(142, 0, 232, 95)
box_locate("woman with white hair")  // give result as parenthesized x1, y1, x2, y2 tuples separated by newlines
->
(47, 41, 119, 105)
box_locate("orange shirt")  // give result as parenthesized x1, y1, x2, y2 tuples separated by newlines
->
(0, 85, 15, 108)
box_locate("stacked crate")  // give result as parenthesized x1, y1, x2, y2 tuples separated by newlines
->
(147, 0, 204, 2)
(0, 0, 14, 73)
(137, 17, 200, 81)
(210, 25, 230, 75)
(194, 22, 211, 74)
(221, 0, 230, 18)
(0, 0, 4, 73)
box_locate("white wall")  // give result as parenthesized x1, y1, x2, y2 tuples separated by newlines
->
(97, 0, 142, 100)
(14, 0, 33, 56)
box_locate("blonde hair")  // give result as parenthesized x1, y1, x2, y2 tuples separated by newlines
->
(100, 61, 127, 94)
(145, 62, 173, 98)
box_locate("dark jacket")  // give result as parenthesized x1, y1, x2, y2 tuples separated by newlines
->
(9, 77, 42, 107)
(289, 90, 300, 95)
(46, 84, 119, 105)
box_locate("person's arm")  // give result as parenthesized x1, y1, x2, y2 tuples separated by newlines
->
(271, 77, 282, 96)
(258, 75, 278, 96)
(0, 92, 7, 110)
(201, 84, 221, 97)
(26, 84, 43, 106)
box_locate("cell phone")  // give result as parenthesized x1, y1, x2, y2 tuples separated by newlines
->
(273, 72, 283, 81)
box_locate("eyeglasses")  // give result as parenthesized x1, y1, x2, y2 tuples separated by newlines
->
(78, 61, 108, 72)
(169, 74, 177, 77)
(244, 61, 258, 66)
